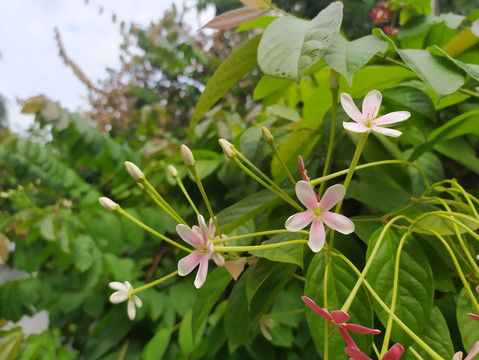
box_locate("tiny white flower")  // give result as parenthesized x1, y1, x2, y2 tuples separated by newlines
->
(109, 281, 142, 320)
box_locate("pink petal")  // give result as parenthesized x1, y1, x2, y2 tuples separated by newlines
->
(194, 254, 209, 288)
(382, 344, 404, 360)
(127, 299, 136, 320)
(345, 346, 371, 360)
(109, 291, 128, 304)
(213, 253, 225, 267)
(467, 313, 479, 321)
(339, 327, 357, 347)
(309, 218, 326, 252)
(362, 90, 382, 119)
(374, 111, 410, 125)
(197, 214, 208, 245)
(322, 212, 355, 234)
(341, 93, 364, 123)
(178, 251, 203, 276)
(343, 122, 369, 133)
(285, 211, 314, 231)
(109, 281, 129, 292)
(344, 323, 381, 334)
(295, 180, 319, 210)
(301, 296, 333, 322)
(176, 224, 203, 249)
(319, 184, 345, 211)
(371, 125, 402, 137)
(464, 341, 479, 360)
(331, 310, 350, 323)
(208, 217, 216, 239)
(453, 352, 464, 360)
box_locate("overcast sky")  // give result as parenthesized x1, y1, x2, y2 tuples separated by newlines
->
(0, 0, 214, 132)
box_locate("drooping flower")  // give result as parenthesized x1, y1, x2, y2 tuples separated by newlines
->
(341, 90, 410, 137)
(109, 281, 143, 320)
(285, 181, 354, 252)
(302, 296, 380, 347)
(345, 344, 404, 360)
(453, 341, 479, 360)
(176, 215, 225, 288)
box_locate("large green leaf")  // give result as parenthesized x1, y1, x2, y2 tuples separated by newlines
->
(434, 138, 479, 175)
(382, 86, 436, 121)
(429, 45, 479, 82)
(250, 232, 304, 267)
(457, 286, 479, 351)
(142, 328, 171, 360)
(258, 2, 342, 82)
(190, 34, 261, 128)
(305, 252, 375, 359)
(323, 35, 388, 86)
(366, 229, 434, 345)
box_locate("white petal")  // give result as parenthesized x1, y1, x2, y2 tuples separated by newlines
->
(464, 341, 479, 360)
(343, 122, 369, 133)
(197, 214, 208, 245)
(194, 255, 209, 288)
(295, 180, 319, 210)
(178, 251, 203, 276)
(285, 212, 314, 231)
(127, 299, 136, 320)
(340, 93, 364, 123)
(319, 184, 345, 211)
(309, 218, 325, 252)
(109, 291, 128, 304)
(374, 111, 410, 125)
(213, 253, 225, 267)
(322, 212, 355, 234)
(362, 90, 382, 119)
(176, 224, 203, 249)
(471, 20, 479, 37)
(134, 295, 142, 308)
(109, 281, 129, 292)
(453, 352, 463, 360)
(371, 125, 402, 137)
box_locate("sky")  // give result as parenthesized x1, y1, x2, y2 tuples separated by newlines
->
(0, 0, 214, 132)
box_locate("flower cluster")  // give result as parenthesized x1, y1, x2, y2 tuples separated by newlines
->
(370, 2, 399, 35)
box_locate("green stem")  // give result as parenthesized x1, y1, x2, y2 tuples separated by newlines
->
(116, 208, 192, 253)
(449, 180, 479, 220)
(132, 270, 178, 295)
(324, 261, 330, 360)
(189, 166, 219, 232)
(141, 179, 185, 224)
(409, 347, 425, 360)
(267, 141, 296, 186)
(338, 132, 369, 200)
(173, 173, 199, 215)
(211, 229, 309, 244)
(213, 239, 308, 252)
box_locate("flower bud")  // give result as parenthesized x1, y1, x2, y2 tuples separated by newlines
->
(261, 127, 274, 144)
(124, 161, 145, 181)
(168, 164, 178, 177)
(218, 139, 235, 159)
(180, 145, 195, 167)
(98, 197, 119, 211)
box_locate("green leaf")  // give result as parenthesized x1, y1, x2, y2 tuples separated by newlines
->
(382, 86, 436, 121)
(240, 126, 265, 161)
(141, 328, 171, 360)
(103, 253, 135, 281)
(434, 138, 479, 175)
(457, 286, 479, 351)
(0, 328, 23, 360)
(267, 104, 300, 122)
(253, 75, 291, 100)
(304, 252, 375, 359)
(191, 267, 231, 337)
(236, 16, 277, 32)
(366, 229, 434, 345)
(323, 35, 388, 86)
(258, 2, 342, 82)
(250, 232, 304, 267)
(179, 311, 195, 356)
(428, 46, 479, 82)
(39, 215, 56, 241)
(190, 34, 261, 128)
(411, 213, 479, 236)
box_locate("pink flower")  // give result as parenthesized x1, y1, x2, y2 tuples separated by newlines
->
(384, 26, 399, 36)
(370, 2, 393, 24)
(341, 90, 410, 137)
(302, 296, 380, 347)
(345, 344, 404, 360)
(176, 215, 225, 288)
(285, 181, 354, 252)
(453, 341, 479, 360)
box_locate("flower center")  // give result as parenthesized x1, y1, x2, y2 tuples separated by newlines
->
(364, 114, 374, 128)
(313, 206, 323, 218)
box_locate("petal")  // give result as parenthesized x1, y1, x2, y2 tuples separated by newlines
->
(382, 344, 404, 360)
(208, 217, 216, 239)
(340, 93, 364, 123)
(371, 125, 402, 137)
(285, 211, 314, 231)
(178, 251, 203, 276)
(374, 111, 410, 125)
(197, 214, 208, 245)
(301, 296, 333, 322)
(343, 122, 369, 133)
(319, 184, 345, 211)
(467, 313, 479, 321)
(322, 212, 355, 234)
(194, 255, 209, 288)
(339, 327, 357, 347)
(109, 291, 128, 304)
(464, 341, 479, 360)
(109, 281, 129, 292)
(127, 299, 136, 320)
(213, 253, 225, 267)
(295, 180, 319, 210)
(176, 224, 203, 249)
(309, 219, 326, 252)
(344, 346, 371, 360)
(134, 295, 142, 308)
(454, 352, 464, 360)
(331, 310, 350, 323)
(362, 90, 382, 119)
(344, 323, 381, 334)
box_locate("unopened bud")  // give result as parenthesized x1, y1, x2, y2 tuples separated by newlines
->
(261, 127, 274, 144)
(218, 139, 235, 159)
(98, 197, 119, 211)
(125, 161, 145, 181)
(168, 164, 178, 177)
(180, 145, 195, 167)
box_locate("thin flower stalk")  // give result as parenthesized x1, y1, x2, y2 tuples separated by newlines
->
(141, 179, 185, 224)
(213, 239, 308, 252)
(131, 270, 178, 295)
(211, 229, 309, 244)
(169, 165, 200, 215)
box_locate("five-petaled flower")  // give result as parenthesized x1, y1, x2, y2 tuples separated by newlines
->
(341, 90, 410, 137)
(109, 281, 143, 320)
(176, 214, 225, 288)
(453, 341, 479, 360)
(345, 344, 404, 360)
(302, 296, 380, 347)
(285, 181, 354, 252)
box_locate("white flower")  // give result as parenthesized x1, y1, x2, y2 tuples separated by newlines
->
(109, 281, 142, 320)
